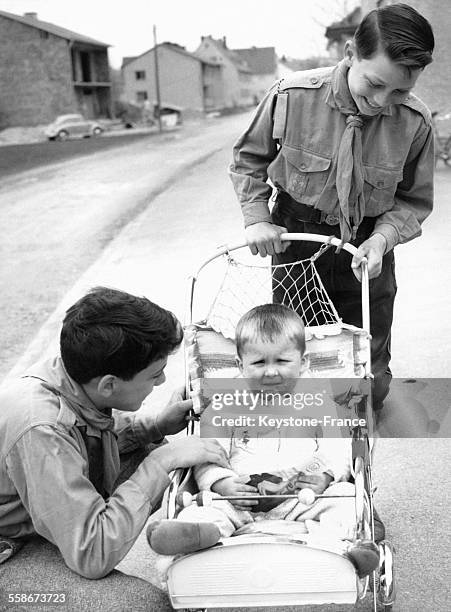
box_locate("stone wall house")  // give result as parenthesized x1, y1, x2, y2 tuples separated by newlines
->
(195, 36, 254, 108)
(0, 10, 111, 127)
(233, 47, 278, 104)
(121, 42, 223, 118)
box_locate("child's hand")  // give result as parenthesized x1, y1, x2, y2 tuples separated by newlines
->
(295, 471, 333, 495)
(212, 476, 258, 510)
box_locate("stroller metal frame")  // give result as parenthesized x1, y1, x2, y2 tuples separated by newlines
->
(163, 235, 395, 611)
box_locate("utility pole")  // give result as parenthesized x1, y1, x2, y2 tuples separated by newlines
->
(153, 24, 163, 133)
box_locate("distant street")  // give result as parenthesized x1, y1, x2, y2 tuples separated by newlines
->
(0, 130, 159, 178)
(0, 113, 252, 380)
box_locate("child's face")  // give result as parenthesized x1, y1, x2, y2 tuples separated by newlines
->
(238, 338, 307, 389)
(345, 43, 422, 116)
(108, 356, 167, 412)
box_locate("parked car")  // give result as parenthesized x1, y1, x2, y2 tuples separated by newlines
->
(45, 114, 104, 141)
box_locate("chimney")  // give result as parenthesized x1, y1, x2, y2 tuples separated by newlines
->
(222, 36, 227, 48)
(24, 12, 38, 19)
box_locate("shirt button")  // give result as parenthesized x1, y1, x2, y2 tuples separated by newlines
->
(310, 77, 319, 85)
(307, 461, 320, 472)
(300, 163, 307, 170)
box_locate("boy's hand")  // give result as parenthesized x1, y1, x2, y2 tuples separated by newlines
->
(156, 387, 193, 436)
(212, 476, 258, 510)
(152, 437, 229, 472)
(351, 234, 387, 281)
(294, 471, 333, 495)
(245, 222, 290, 257)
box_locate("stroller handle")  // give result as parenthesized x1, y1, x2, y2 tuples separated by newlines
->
(188, 233, 370, 334)
(193, 234, 363, 278)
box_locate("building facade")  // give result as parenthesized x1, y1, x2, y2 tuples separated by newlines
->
(325, 7, 362, 61)
(0, 10, 111, 127)
(233, 47, 278, 104)
(195, 36, 254, 108)
(121, 43, 223, 117)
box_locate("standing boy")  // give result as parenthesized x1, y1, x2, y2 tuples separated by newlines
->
(229, 3, 435, 413)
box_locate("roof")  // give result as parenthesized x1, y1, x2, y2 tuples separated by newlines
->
(233, 47, 277, 75)
(199, 37, 252, 73)
(325, 7, 362, 42)
(122, 56, 137, 68)
(0, 9, 109, 47)
(122, 42, 220, 68)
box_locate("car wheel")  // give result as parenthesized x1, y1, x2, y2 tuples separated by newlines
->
(56, 130, 69, 141)
(92, 127, 103, 137)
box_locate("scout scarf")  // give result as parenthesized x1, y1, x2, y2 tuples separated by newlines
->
(25, 357, 120, 499)
(326, 59, 367, 243)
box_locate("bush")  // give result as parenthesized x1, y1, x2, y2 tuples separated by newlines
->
(113, 101, 143, 126)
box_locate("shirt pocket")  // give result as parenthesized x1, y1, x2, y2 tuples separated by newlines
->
(280, 145, 331, 205)
(363, 166, 403, 216)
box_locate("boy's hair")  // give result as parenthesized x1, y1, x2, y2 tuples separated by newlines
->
(354, 3, 434, 71)
(235, 304, 306, 358)
(60, 287, 183, 384)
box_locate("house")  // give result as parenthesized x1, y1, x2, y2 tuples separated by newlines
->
(0, 10, 112, 128)
(121, 42, 223, 117)
(233, 47, 278, 103)
(195, 36, 254, 108)
(325, 6, 362, 60)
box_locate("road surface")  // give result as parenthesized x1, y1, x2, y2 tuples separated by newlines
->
(1, 113, 450, 611)
(0, 114, 250, 380)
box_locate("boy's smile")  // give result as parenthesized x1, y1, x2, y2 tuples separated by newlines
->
(345, 43, 422, 116)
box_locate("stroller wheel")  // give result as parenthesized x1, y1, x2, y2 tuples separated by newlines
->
(377, 540, 396, 607)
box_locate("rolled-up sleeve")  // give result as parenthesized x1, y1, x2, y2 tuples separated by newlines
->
(6, 426, 170, 579)
(113, 410, 164, 454)
(374, 121, 434, 252)
(229, 85, 279, 227)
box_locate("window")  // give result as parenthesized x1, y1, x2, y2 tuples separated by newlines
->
(39, 30, 49, 40)
(135, 70, 146, 80)
(136, 91, 148, 102)
(80, 52, 91, 82)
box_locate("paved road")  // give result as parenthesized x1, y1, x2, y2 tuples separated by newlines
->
(62, 141, 447, 612)
(1, 114, 450, 611)
(0, 129, 161, 178)
(0, 114, 251, 380)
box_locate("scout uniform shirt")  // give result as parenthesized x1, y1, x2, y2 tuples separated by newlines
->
(229, 59, 434, 251)
(0, 356, 170, 579)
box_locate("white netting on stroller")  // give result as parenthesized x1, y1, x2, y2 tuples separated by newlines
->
(204, 249, 341, 340)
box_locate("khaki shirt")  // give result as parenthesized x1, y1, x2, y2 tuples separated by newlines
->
(230, 63, 434, 252)
(0, 357, 170, 579)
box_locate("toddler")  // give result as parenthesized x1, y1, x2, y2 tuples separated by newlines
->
(148, 304, 379, 577)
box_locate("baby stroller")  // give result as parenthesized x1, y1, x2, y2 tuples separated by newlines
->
(162, 234, 395, 611)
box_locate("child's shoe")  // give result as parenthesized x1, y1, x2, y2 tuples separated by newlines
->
(344, 539, 380, 578)
(146, 519, 221, 555)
